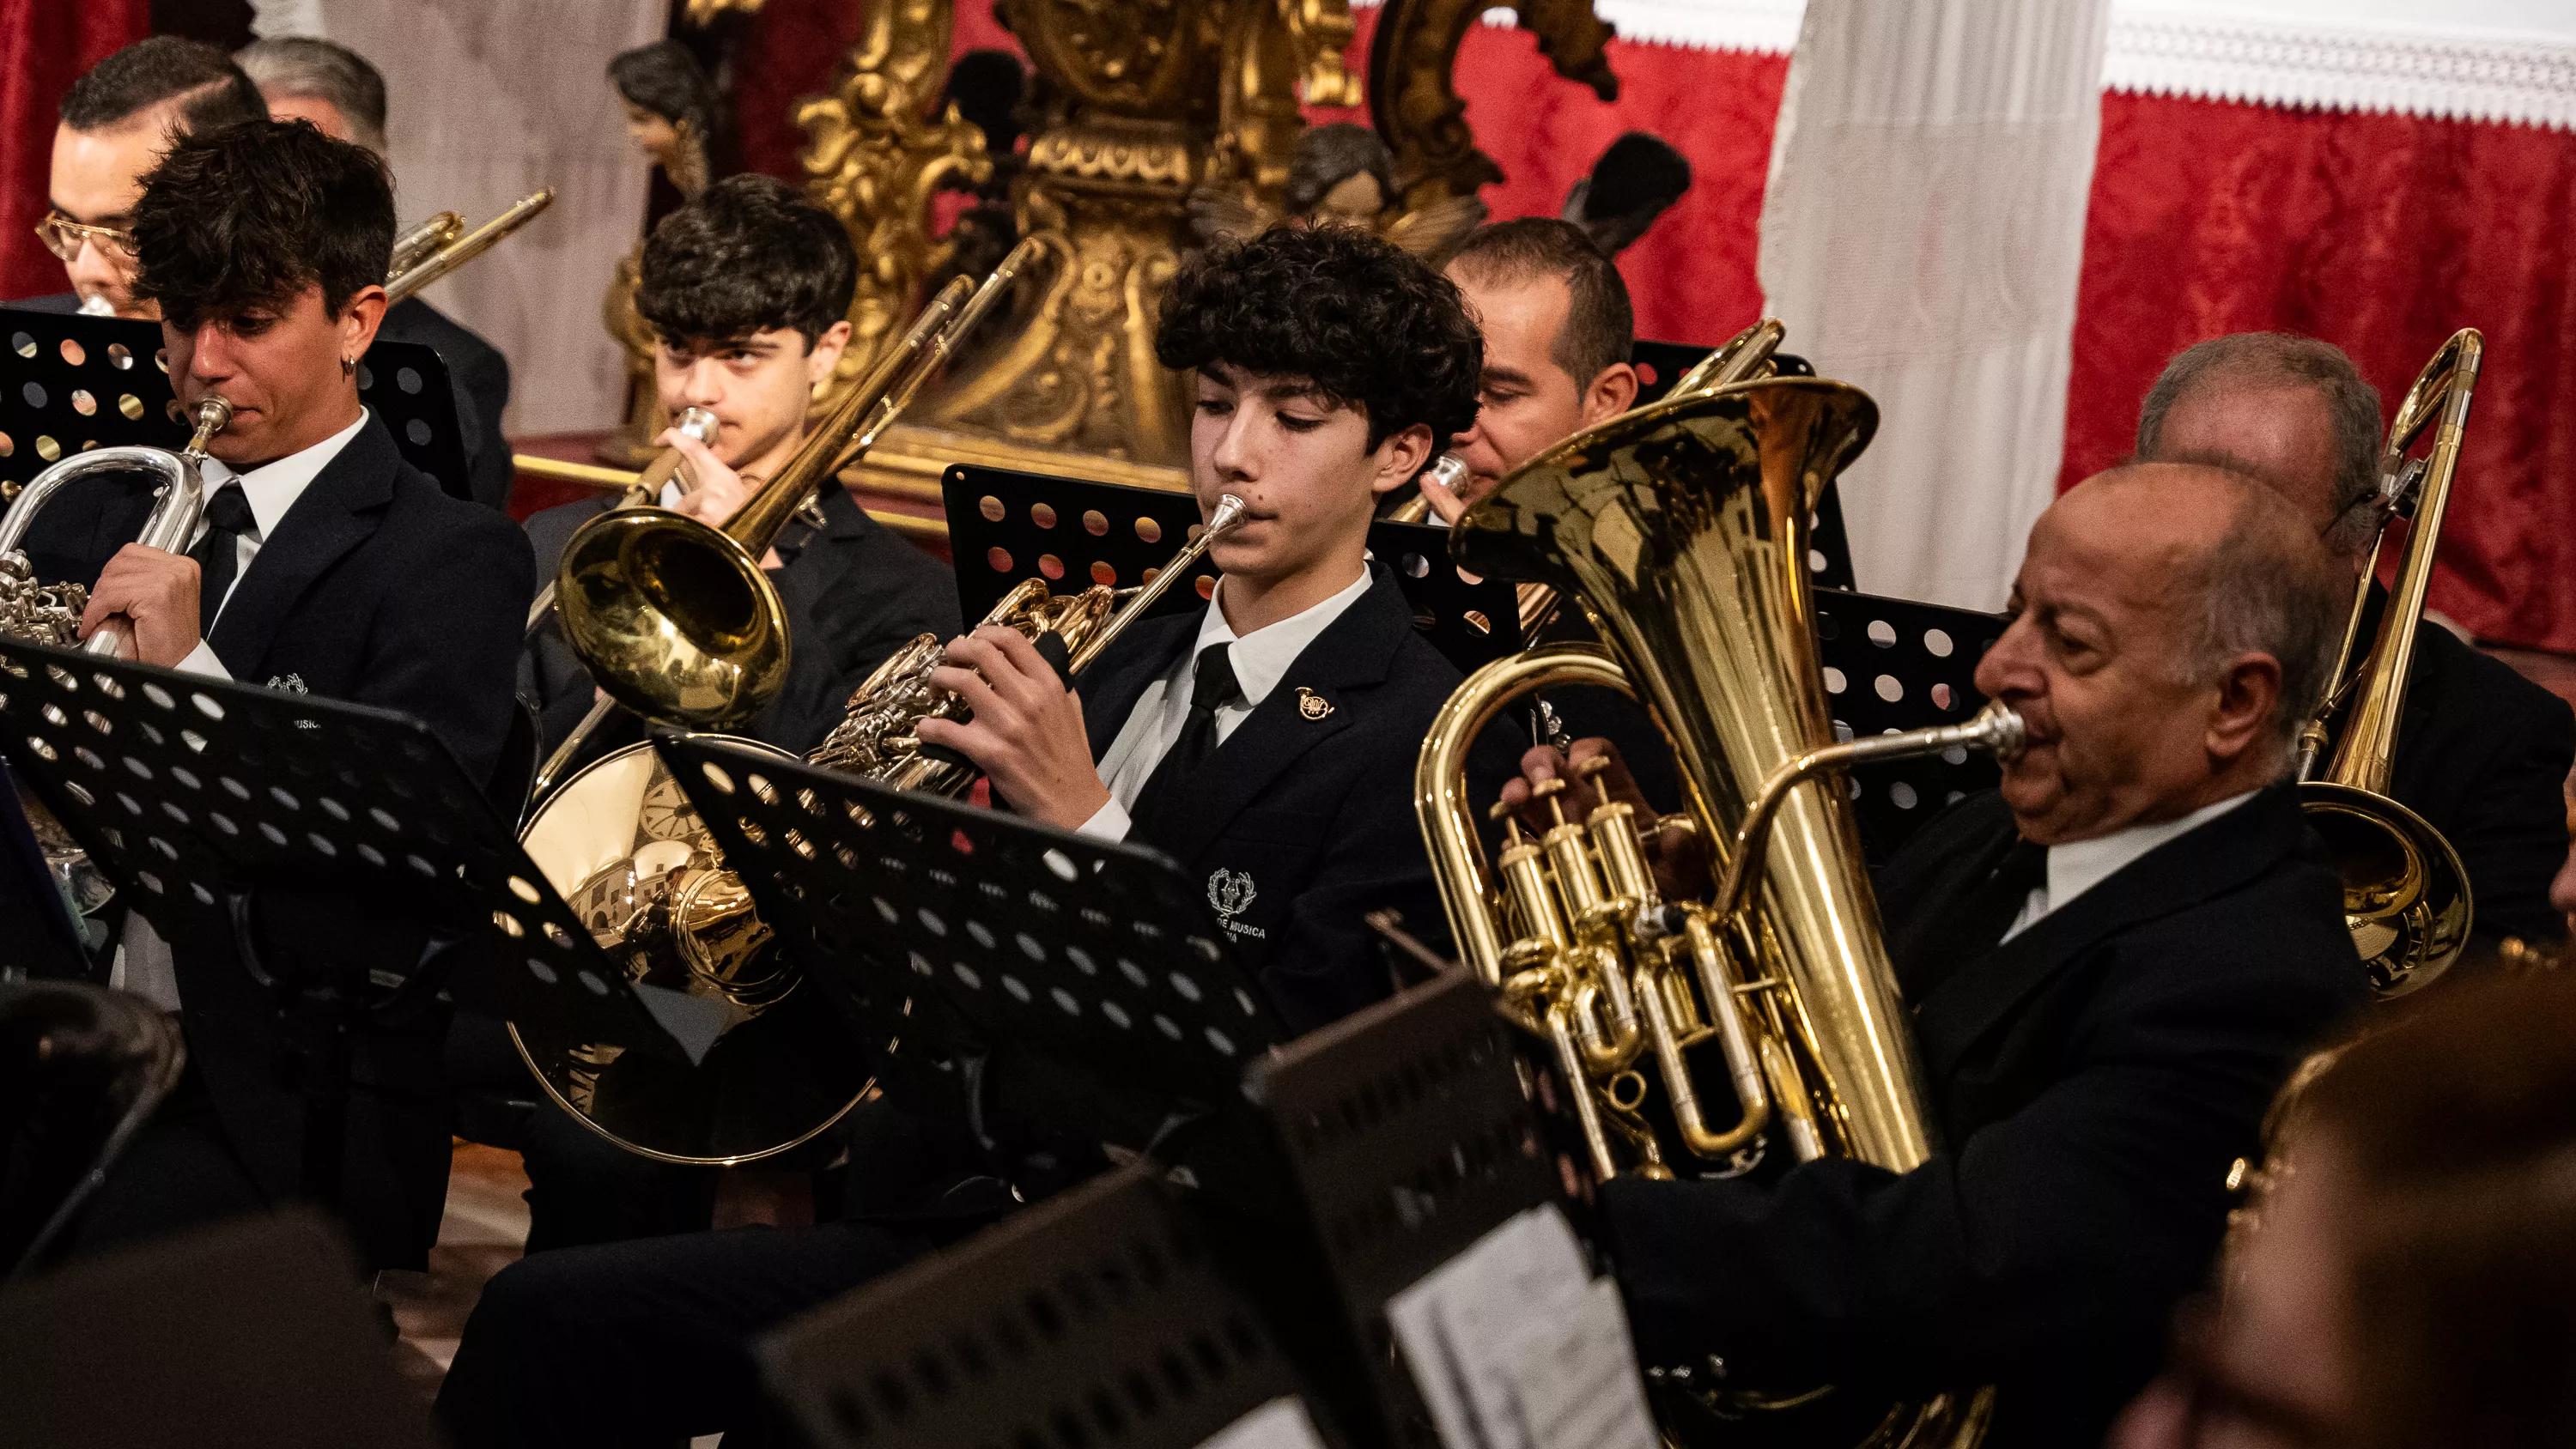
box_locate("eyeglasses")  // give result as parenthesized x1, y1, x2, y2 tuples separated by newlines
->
(33, 210, 137, 264)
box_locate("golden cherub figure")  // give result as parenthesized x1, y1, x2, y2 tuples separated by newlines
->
(1188, 122, 1486, 264)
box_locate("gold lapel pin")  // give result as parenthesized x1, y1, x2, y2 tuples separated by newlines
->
(1296, 686, 1334, 721)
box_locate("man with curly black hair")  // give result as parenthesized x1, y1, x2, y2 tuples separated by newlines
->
(434, 225, 1483, 1448)
(523, 174, 960, 773)
(17, 119, 532, 1272)
(919, 223, 1480, 1028)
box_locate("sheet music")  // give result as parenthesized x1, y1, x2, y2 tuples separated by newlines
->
(1384, 1204, 1657, 1449)
(1194, 1395, 1331, 1449)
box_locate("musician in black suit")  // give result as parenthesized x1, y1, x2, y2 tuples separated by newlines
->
(919, 225, 1481, 1030)
(1508, 464, 2367, 1449)
(238, 36, 518, 511)
(16, 38, 266, 319)
(17, 121, 531, 1270)
(2137, 332, 2576, 948)
(431, 224, 1485, 1448)
(521, 173, 958, 773)
(501, 174, 959, 1256)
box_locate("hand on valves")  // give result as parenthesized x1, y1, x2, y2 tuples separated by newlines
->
(1499, 738, 1708, 900)
(79, 543, 202, 666)
(914, 625, 1109, 831)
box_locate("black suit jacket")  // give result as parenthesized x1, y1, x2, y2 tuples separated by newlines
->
(1076, 563, 1461, 1034)
(521, 486, 961, 765)
(20, 415, 532, 1270)
(1601, 785, 2364, 1449)
(376, 296, 514, 512)
(2333, 588, 2575, 947)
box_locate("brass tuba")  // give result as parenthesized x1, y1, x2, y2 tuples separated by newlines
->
(2293, 330, 2481, 997)
(1419, 373, 2021, 1443)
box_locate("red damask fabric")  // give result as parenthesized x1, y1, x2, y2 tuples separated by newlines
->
(2064, 91, 2576, 652)
(728, 3, 2572, 649)
(0, 0, 149, 303)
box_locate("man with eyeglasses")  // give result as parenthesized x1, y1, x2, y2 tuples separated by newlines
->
(18, 38, 266, 319)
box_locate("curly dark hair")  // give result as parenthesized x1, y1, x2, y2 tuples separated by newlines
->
(131, 119, 394, 331)
(635, 174, 857, 347)
(1156, 226, 1482, 451)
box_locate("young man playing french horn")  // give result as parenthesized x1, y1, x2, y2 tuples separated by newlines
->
(435, 224, 1486, 1447)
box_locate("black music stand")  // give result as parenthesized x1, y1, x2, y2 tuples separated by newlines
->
(651, 735, 1289, 1167)
(0, 754, 90, 975)
(1631, 337, 1856, 591)
(1214, 967, 1569, 1449)
(0, 638, 698, 1202)
(941, 465, 1525, 674)
(1813, 587, 2008, 861)
(761, 1163, 1340, 1449)
(0, 307, 475, 502)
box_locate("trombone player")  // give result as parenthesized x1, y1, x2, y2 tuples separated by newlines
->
(1508, 465, 2365, 1448)
(2136, 332, 2576, 950)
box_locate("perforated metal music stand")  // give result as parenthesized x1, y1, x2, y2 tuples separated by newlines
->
(0, 307, 475, 502)
(941, 465, 1526, 674)
(1813, 587, 2008, 860)
(761, 1163, 1338, 1449)
(1631, 337, 1856, 591)
(1218, 967, 1563, 1449)
(0, 638, 693, 1193)
(652, 736, 1290, 1151)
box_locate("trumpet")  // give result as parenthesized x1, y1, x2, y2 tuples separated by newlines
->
(1421, 372, 2012, 1443)
(2293, 330, 2482, 997)
(384, 189, 554, 304)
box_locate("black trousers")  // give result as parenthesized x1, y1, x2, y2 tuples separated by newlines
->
(433, 1217, 931, 1449)
(58, 1065, 266, 1262)
(520, 1102, 721, 1254)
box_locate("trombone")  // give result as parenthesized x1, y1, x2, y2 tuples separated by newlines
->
(2293, 330, 2481, 997)
(384, 189, 554, 304)
(532, 238, 1038, 795)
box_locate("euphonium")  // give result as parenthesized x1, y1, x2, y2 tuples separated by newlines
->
(0, 396, 232, 923)
(1420, 373, 2020, 1444)
(1386, 319, 1791, 638)
(2293, 330, 2481, 997)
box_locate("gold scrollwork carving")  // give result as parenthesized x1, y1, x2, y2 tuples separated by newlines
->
(1370, 0, 1618, 206)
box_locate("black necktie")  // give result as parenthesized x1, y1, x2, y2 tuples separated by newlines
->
(191, 483, 257, 631)
(1905, 838, 2048, 1003)
(1127, 643, 1241, 842)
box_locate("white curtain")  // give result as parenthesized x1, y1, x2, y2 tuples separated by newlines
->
(1758, 0, 2113, 610)
(250, 0, 665, 436)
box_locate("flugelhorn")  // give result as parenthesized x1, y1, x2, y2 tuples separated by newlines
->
(1420, 373, 2012, 1444)
(384, 189, 554, 304)
(2293, 330, 2481, 997)
(0, 394, 231, 923)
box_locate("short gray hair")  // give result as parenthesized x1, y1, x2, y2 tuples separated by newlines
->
(235, 37, 386, 155)
(2136, 333, 2384, 557)
(2166, 470, 2351, 766)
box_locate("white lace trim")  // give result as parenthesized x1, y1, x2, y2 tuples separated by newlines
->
(1358, 2, 2576, 128)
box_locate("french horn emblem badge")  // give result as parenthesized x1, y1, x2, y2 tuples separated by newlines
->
(1296, 686, 1333, 721)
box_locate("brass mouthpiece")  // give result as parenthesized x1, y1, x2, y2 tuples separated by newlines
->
(187, 396, 233, 453)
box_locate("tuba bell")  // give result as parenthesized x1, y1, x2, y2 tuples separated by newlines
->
(2292, 330, 2481, 997)
(1419, 370, 2021, 1444)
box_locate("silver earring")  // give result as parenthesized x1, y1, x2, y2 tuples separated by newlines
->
(341, 356, 355, 378)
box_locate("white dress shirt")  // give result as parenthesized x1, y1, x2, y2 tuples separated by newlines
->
(171, 407, 372, 679)
(112, 409, 370, 1009)
(1077, 567, 1375, 841)
(1997, 789, 2257, 945)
